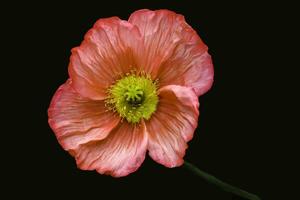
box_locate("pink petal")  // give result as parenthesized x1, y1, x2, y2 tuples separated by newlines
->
(146, 85, 199, 167)
(74, 121, 148, 177)
(68, 17, 143, 100)
(48, 80, 120, 151)
(158, 51, 214, 97)
(129, 9, 214, 96)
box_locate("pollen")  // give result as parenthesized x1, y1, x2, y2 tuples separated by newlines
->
(106, 73, 159, 123)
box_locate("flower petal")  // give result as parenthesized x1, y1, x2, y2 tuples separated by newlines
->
(48, 80, 120, 150)
(158, 51, 214, 96)
(129, 9, 214, 96)
(69, 17, 143, 100)
(74, 121, 148, 177)
(146, 85, 199, 167)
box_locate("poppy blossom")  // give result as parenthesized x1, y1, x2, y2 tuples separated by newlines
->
(48, 9, 214, 177)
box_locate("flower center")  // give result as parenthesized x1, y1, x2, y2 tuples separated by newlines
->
(106, 74, 158, 123)
(124, 85, 144, 105)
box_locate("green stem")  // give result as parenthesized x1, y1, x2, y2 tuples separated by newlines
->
(184, 161, 261, 200)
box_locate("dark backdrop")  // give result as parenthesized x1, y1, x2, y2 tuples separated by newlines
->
(5, 1, 289, 199)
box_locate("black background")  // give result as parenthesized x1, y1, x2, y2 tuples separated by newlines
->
(4, 1, 292, 199)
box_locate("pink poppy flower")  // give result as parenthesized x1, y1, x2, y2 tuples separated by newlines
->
(48, 9, 214, 177)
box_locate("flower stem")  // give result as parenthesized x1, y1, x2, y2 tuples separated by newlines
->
(184, 161, 261, 200)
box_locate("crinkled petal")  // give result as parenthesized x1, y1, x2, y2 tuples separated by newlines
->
(69, 17, 143, 100)
(146, 85, 199, 167)
(48, 80, 120, 150)
(129, 9, 214, 96)
(158, 51, 214, 96)
(74, 121, 148, 177)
